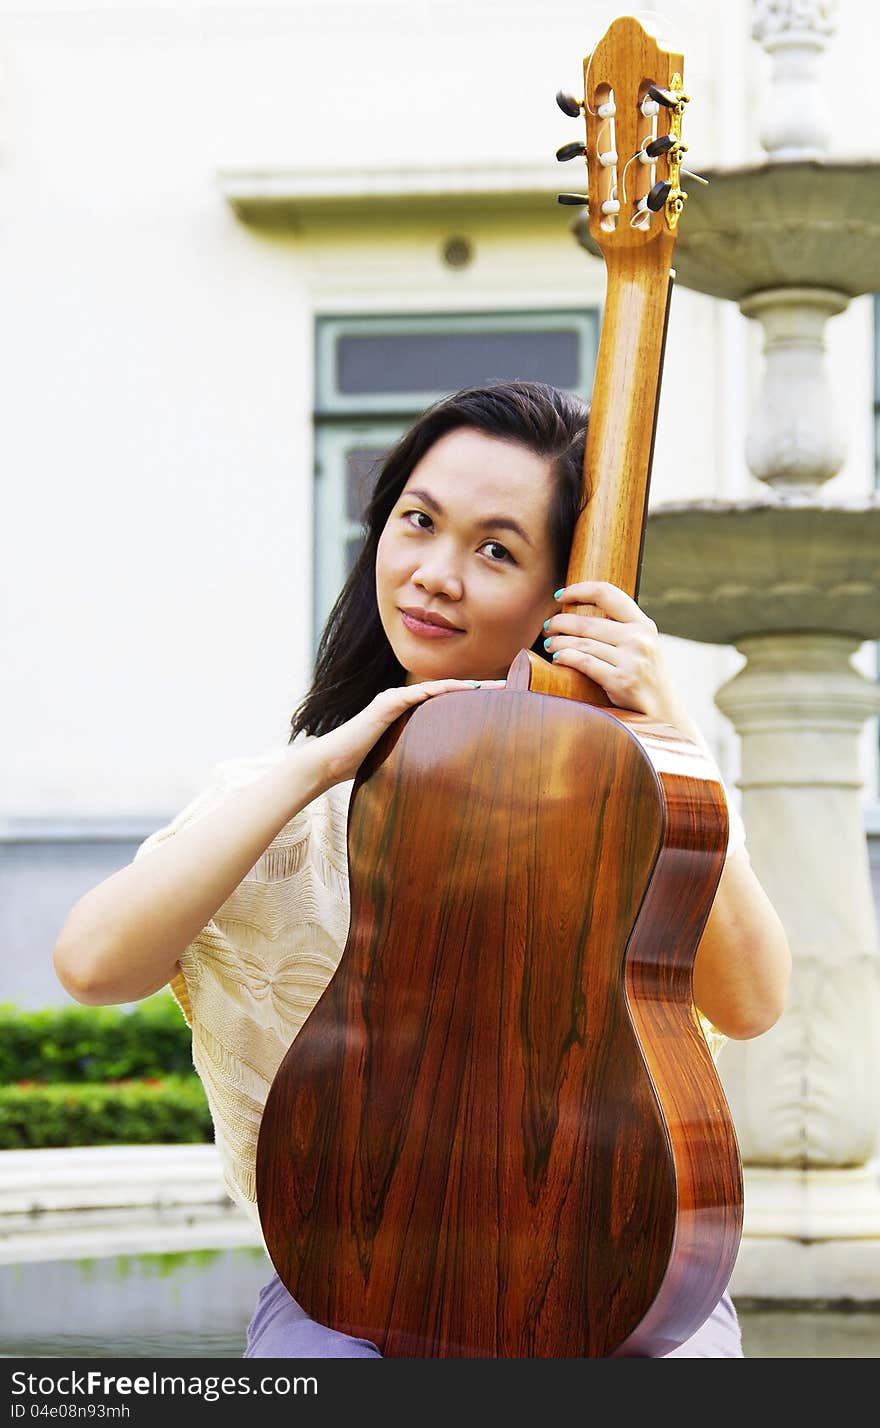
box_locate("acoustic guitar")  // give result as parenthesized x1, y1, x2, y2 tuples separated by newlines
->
(256, 13, 743, 1358)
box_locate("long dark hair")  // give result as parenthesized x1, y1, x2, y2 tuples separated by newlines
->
(290, 380, 589, 739)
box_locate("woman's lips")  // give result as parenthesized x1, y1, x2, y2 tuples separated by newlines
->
(399, 610, 464, 639)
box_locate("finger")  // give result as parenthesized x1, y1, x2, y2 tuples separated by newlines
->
(429, 678, 507, 690)
(556, 581, 654, 627)
(549, 646, 627, 696)
(547, 635, 617, 666)
(543, 613, 627, 644)
(372, 679, 505, 727)
(408, 678, 506, 698)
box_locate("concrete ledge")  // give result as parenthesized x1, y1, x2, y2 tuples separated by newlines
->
(0, 1145, 232, 1214)
(742, 1163, 880, 1240)
(0, 1145, 262, 1265)
(1, 1205, 264, 1265)
(730, 1237, 880, 1302)
(217, 161, 564, 227)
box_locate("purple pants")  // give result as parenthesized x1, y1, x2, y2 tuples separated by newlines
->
(244, 1274, 743, 1358)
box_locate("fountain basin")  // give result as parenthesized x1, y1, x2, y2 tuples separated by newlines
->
(640, 496, 880, 644)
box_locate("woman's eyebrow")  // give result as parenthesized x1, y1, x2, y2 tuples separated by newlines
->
(403, 487, 533, 547)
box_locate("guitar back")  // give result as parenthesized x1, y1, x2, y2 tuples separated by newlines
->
(256, 690, 742, 1357)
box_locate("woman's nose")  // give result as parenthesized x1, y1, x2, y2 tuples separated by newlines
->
(412, 546, 464, 600)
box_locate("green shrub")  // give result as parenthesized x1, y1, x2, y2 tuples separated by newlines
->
(0, 995, 210, 1149)
(0, 1076, 212, 1148)
(0, 993, 192, 1083)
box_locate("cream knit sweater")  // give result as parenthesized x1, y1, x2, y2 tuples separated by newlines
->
(135, 739, 729, 1237)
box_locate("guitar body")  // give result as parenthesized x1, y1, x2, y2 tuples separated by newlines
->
(256, 689, 743, 1357)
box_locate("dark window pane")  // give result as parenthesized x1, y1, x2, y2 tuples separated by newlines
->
(336, 330, 580, 395)
(345, 447, 388, 522)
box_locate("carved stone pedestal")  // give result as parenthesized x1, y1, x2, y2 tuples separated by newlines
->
(715, 633, 880, 1296)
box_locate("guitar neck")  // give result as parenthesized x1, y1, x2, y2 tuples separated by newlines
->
(510, 12, 687, 703)
(566, 236, 676, 608)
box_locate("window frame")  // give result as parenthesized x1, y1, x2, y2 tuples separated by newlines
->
(314, 309, 600, 418)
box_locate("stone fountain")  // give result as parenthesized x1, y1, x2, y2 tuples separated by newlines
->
(576, 0, 880, 1300)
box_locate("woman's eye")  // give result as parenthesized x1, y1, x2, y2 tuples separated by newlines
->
(403, 510, 433, 530)
(481, 540, 513, 563)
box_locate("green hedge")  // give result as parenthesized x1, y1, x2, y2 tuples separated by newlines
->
(0, 1076, 212, 1149)
(0, 994, 210, 1149)
(0, 994, 193, 1083)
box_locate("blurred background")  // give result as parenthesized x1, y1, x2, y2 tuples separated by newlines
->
(1, 0, 878, 1357)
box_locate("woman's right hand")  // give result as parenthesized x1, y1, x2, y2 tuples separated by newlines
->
(315, 678, 506, 787)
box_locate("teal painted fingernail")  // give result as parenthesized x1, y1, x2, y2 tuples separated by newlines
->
(552, 651, 561, 661)
(554, 588, 565, 599)
(543, 637, 552, 649)
(542, 618, 550, 630)
(470, 680, 481, 687)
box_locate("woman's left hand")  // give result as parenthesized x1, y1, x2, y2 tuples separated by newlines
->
(543, 580, 681, 722)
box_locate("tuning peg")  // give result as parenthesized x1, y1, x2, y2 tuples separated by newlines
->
(647, 84, 689, 109)
(646, 180, 672, 211)
(644, 134, 675, 158)
(557, 193, 589, 207)
(556, 90, 583, 118)
(556, 141, 587, 162)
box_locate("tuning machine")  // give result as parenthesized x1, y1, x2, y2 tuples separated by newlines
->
(647, 83, 690, 113)
(555, 89, 584, 118)
(642, 134, 676, 160)
(646, 181, 672, 212)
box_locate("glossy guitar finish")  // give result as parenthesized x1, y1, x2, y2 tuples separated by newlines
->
(257, 690, 742, 1357)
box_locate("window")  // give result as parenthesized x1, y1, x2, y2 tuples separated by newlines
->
(312, 310, 599, 649)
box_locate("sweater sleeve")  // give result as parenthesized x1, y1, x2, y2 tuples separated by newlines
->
(132, 746, 303, 1027)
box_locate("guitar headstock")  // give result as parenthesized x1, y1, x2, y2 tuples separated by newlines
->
(556, 14, 689, 252)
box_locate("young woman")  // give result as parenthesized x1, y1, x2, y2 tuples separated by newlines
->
(53, 381, 791, 1359)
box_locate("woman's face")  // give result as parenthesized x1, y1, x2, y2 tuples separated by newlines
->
(376, 427, 559, 684)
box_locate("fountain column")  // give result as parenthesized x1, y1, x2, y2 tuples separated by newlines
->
(716, 631, 880, 1292)
(739, 287, 847, 492)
